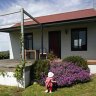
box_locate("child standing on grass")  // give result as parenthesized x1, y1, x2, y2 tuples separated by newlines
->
(45, 72, 56, 93)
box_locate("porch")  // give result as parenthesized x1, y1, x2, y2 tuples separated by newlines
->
(0, 59, 35, 71)
(0, 59, 35, 88)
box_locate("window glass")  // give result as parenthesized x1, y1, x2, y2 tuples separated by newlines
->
(24, 33, 33, 50)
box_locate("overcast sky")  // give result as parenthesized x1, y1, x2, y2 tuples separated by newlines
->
(0, 0, 94, 51)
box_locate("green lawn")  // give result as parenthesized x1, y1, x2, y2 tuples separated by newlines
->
(22, 75, 96, 96)
(0, 86, 23, 96)
(0, 74, 96, 96)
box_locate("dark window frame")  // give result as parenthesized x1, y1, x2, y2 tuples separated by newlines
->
(71, 28, 87, 51)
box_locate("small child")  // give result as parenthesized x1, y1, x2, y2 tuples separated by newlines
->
(45, 72, 56, 93)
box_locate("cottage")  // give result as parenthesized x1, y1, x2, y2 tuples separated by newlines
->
(0, 8, 96, 87)
(1, 8, 96, 60)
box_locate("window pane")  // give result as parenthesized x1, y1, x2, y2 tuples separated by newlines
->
(79, 30, 87, 50)
(24, 33, 33, 50)
(29, 39, 32, 50)
(71, 30, 79, 50)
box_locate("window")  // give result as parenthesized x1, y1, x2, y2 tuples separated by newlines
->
(71, 28, 87, 51)
(24, 33, 33, 50)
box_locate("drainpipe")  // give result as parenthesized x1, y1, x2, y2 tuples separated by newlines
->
(21, 8, 24, 60)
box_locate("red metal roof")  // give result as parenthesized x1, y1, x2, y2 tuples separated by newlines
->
(15, 8, 96, 27)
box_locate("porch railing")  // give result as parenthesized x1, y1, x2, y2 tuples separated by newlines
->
(24, 49, 47, 60)
(24, 50, 39, 60)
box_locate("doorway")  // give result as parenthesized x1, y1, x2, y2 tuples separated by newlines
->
(49, 31, 61, 58)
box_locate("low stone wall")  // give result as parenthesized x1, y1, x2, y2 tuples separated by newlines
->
(0, 59, 34, 88)
(88, 65, 96, 75)
(0, 72, 24, 87)
(0, 66, 31, 88)
(24, 66, 31, 87)
(0, 67, 31, 88)
(87, 60, 96, 74)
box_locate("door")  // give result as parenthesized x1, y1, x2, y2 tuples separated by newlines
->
(49, 31, 61, 58)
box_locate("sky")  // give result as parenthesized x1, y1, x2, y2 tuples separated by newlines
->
(0, 0, 94, 51)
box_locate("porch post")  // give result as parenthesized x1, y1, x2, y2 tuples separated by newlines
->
(41, 24, 43, 58)
(21, 8, 24, 60)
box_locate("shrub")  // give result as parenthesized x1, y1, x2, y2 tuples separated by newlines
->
(30, 60, 50, 83)
(14, 60, 26, 81)
(63, 56, 88, 69)
(47, 52, 57, 61)
(0, 51, 9, 59)
(40, 61, 90, 87)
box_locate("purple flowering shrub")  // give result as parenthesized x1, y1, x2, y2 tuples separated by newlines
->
(40, 61, 90, 87)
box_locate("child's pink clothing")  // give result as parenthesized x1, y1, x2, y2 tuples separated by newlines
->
(45, 77, 53, 91)
(45, 72, 55, 93)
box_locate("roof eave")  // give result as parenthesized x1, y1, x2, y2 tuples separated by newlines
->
(0, 16, 96, 32)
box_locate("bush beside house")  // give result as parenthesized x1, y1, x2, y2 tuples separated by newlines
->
(30, 60, 50, 83)
(31, 56, 91, 87)
(49, 61, 90, 87)
(63, 56, 88, 69)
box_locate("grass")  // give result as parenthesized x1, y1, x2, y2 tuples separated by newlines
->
(0, 74, 96, 96)
(22, 74, 96, 96)
(0, 86, 23, 96)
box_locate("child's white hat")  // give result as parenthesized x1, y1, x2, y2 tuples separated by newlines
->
(48, 72, 54, 78)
